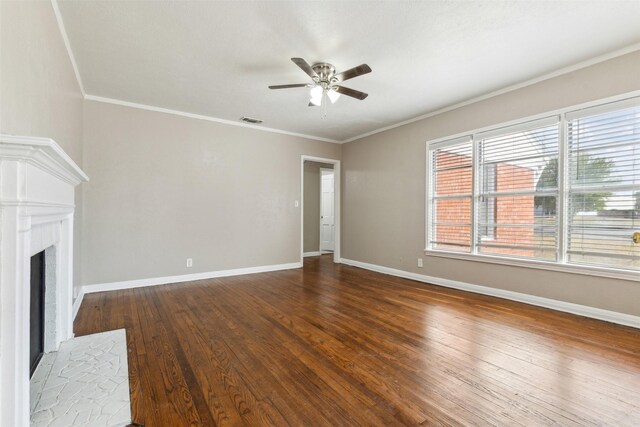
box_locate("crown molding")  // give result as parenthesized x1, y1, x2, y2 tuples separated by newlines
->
(341, 43, 640, 144)
(84, 95, 341, 144)
(51, 0, 85, 97)
(81, 42, 640, 145)
(50, 0, 336, 143)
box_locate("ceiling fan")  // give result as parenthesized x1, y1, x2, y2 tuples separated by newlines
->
(269, 58, 371, 107)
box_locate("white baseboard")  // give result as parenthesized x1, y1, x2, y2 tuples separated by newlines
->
(72, 290, 84, 321)
(341, 258, 640, 329)
(82, 262, 303, 294)
(303, 251, 321, 257)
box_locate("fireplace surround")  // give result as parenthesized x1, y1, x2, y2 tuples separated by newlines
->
(0, 135, 88, 426)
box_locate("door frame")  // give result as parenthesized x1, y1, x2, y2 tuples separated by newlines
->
(319, 167, 335, 254)
(301, 155, 341, 264)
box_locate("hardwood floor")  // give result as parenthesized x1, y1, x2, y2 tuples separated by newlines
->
(74, 255, 640, 426)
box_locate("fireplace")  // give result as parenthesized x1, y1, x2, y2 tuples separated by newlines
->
(29, 251, 45, 378)
(0, 135, 88, 426)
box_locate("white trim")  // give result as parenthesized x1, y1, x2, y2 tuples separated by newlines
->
(303, 251, 321, 257)
(301, 156, 341, 265)
(319, 167, 335, 253)
(474, 115, 559, 141)
(342, 44, 640, 144)
(341, 258, 640, 329)
(425, 250, 640, 282)
(424, 91, 640, 148)
(0, 134, 89, 184)
(82, 262, 302, 294)
(558, 113, 568, 263)
(565, 96, 640, 121)
(85, 95, 340, 144)
(72, 289, 84, 321)
(470, 133, 478, 255)
(50, 0, 85, 97)
(428, 135, 472, 151)
(425, 146, 431, 253)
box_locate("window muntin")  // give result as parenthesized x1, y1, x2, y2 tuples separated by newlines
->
(478, 163, 496, 240)
(427, 96, 640, 273)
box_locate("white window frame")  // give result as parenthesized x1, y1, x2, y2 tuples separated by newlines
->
(478, 162, 497, 241)
(427, 136, 474, 252)
(425, 91, 640, 282)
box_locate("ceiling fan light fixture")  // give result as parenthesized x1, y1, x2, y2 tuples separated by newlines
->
(310, 85, 323, 106)
(327, 89, 340, 104)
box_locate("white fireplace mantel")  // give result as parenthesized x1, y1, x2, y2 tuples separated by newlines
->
(0, 134, 88, 426)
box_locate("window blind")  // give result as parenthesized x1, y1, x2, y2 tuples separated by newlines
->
(476, 120, 559, 260)
(429, 138, 473, 252)
(566, 102, 640, 270)
(426, 95, 640, 277)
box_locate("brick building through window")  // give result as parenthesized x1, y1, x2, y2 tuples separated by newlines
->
(434, 150, 536, 257)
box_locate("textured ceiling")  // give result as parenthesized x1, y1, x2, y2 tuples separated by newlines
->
(57, 1, 640, 142)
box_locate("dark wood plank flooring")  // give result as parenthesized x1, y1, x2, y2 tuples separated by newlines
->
(75, 255, 640, 426)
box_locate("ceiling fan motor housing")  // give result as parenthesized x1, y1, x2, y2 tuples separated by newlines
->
(312, 63, 338, 88)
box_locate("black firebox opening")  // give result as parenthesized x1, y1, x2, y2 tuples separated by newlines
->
(30, 250, 45, 378)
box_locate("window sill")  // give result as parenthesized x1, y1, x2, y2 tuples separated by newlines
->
(423, 249, 640, 282)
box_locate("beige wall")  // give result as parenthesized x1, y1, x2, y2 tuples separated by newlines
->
(81, 101, 341, 285)
(0, 1, 85, 293)
(342, 51, 640, 317)
(304, 161, 333, 253)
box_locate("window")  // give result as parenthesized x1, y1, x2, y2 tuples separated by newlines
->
(476, 119, 559, 260)
(430, 138, 473, 252)
(566, 101, 640, 270)
(426, 95, 640, 276)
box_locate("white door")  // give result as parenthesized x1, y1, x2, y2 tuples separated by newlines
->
(320, 169, 335, 252)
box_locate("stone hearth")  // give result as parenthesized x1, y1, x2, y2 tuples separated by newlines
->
(30, 329, 131, 427)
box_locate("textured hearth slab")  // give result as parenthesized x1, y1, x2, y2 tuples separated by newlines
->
(31, 352, 56, 414)
(31, 329, 131, 427)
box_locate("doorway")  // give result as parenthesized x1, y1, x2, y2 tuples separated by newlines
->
(319, 168, 335, 253)
(301, 156, 340, 264)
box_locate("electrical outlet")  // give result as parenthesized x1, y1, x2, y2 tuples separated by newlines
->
(417, 258, 423, 268)
(186, 258, 193, 268)
(294, 200, 299, 207)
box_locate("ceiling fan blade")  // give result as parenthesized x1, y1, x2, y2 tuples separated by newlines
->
(269, 84, 311, 89)
(335, 64, 371, 82)
(334, 85, 368, 100)
(291, 58, 318, 80)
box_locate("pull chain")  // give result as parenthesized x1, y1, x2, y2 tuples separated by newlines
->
(321, 90, 328, 119)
